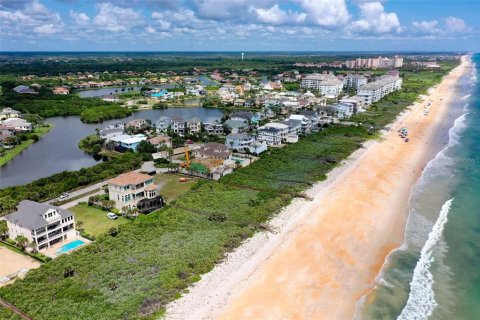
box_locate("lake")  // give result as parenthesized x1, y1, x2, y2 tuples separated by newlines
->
(0, 108, 224, 188)
(77, 76, 216, 98)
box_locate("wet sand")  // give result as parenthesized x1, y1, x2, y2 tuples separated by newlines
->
(166, 56, 470, 320)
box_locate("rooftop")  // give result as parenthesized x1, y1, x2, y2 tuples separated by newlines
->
(5, 200, 73, 230)
(108, 171, 153, 186)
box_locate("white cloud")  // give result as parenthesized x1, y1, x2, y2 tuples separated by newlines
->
(298, 0, 350, 28)
(193, 0, 273, 21)
(0, 0, 63, 36)
(93, 2, 144, 32)
(70, 10, 90, 25)
(252, 4, 305, 25)
(145, 26, 156, 33)
(33, 23, 59, 34)
(445, 16, 467, 33)
(351, 1, 401, 34)
(253, 4, 288, 24)
(411, 17, 471, 37)
(412, 20, 440, 34)
(412, 20, 440, 33)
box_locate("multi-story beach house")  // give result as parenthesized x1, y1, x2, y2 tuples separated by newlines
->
(187, 117, 202, 133)
(108, 171, 163, 213)
(4, 200, 76, 251)
(171, 117, 186, 135)
(225, 132, 255, 152)
(155, 116, 172, 133)
(257, 126, 282, 146)
(298, 110, 320, 131)
(204, 121, 224, 135)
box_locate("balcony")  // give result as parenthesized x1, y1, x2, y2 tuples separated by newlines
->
(48, 229, 62, 238)
(47, 222, 60, 231)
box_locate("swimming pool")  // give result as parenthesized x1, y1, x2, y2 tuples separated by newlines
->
(56, 239, 86, 255)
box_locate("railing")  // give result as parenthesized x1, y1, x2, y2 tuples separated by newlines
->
(48, 229, 62, 238)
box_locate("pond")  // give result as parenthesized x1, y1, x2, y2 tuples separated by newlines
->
(77, 85, 177, 98)
(0, 107, 224, 188)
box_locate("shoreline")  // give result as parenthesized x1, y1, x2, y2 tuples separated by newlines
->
(165, 56, 471, 320)
(0, 123, 54, 167)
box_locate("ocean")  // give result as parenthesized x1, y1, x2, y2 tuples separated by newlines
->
(356, 53, 480, 320)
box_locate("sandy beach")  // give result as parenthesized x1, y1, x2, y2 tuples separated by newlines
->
(166, 56, 471, 320)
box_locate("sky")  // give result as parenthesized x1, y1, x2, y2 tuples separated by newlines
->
(0, 0, 479, 52)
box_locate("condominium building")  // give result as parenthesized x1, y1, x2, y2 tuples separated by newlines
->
(345, 56, 403, 69)
(301, 73, 343, 97)
(5, 200, 76, 251)
(357, 74, 403, 104)
(342, 74, 368, 89)
(108, 171, 163, 213)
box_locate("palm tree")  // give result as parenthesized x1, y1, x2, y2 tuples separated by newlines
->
(0, 221, 9, 240)
(76, 220, 84, 231)
(29, 241, 38, 253)
(15, 235, 29, 251)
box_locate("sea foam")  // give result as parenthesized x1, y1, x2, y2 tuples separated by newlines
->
(397, 198, 454, 320)
(417, 113, 468, 183)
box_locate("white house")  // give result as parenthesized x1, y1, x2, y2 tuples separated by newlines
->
(155, 116, 172, 133)
(0, 108, 21, 120)
(225, 132, 255, 152)
(5, 200, 76, 251)
(257, 126, 282, 146)
(171, 117, 186, 135)
(1, 118, 32, 132)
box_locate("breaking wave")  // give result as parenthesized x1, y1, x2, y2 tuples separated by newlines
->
(397, 199, 454, 320)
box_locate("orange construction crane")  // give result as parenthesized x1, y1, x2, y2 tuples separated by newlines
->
(184, 144, 190, 169)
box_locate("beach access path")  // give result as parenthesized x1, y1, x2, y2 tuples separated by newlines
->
(165, 56, 471, 320)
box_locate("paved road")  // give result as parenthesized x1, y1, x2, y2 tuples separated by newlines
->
(47, 180, 108, 208)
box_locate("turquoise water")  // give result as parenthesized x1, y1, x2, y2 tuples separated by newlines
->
(357, 54, 479, 320)
(56, 239, 86, 255)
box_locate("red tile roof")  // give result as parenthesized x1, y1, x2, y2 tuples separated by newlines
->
(108, 171, 152, 186)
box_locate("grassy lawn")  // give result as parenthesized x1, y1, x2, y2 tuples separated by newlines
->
(0, 124, 53, 167)
(69, 204, 131, 237)
(154, 172, 197, 201)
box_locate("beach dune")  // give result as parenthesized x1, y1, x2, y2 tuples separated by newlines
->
(166, 56, 470, 320)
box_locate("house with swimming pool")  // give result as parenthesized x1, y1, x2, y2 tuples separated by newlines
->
(4, 200, 76, 251)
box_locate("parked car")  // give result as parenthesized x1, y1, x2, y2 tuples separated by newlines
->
(107, 212, 118, 220)
(59, 193, 70, 200)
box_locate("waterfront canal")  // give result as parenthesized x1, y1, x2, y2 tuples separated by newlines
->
(0, 108, 224, 188)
